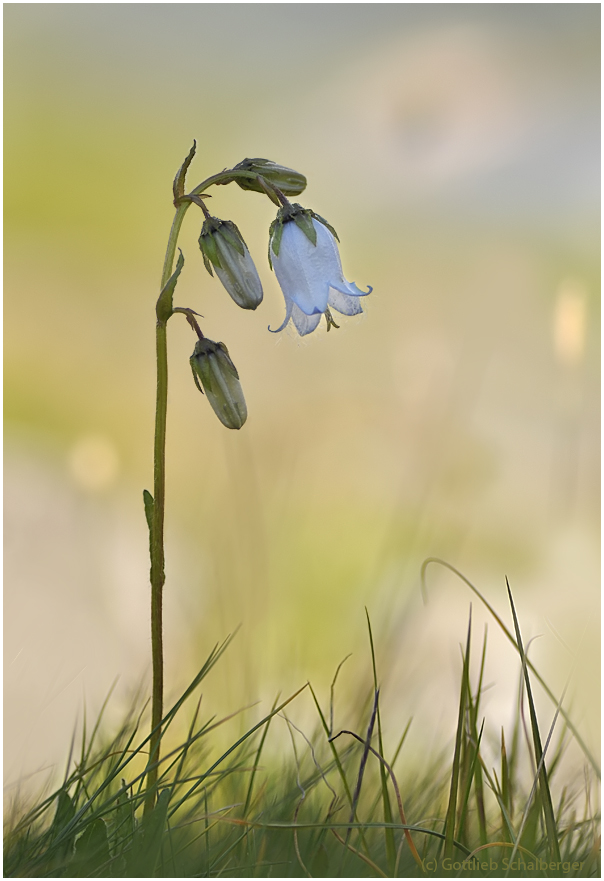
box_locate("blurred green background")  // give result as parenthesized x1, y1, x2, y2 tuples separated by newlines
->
(5, 4, 600, 792)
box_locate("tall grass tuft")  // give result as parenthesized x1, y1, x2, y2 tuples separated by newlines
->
(4, 568, 599, 878)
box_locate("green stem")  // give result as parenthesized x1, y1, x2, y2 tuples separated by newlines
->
(143, 163, 273, 814)
(190, 168, 275, 196)
(144, 200, 190, 815)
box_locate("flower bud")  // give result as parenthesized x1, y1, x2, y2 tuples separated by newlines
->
(190, 338, 247, 430)
(230, 158, 307, 196)
(198, 217, 263, 310)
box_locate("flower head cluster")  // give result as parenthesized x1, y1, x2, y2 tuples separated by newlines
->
(194, 157, 371, 337)
(168, 145, 372, 430)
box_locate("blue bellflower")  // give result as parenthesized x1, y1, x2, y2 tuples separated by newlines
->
(269, 210, 371, 336)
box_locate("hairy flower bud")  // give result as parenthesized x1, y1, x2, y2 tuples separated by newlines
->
(198, 217, 263, 310)
(229, 158, 307, 196)
(190, 338, 247, 430)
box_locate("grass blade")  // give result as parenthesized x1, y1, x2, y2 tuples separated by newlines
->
(366, 609, 396, 874)
(243, 692, 280, 817)
(506, 578, 560, 863)
(443, 605, 472, 861)
(421, 557, 600, 777)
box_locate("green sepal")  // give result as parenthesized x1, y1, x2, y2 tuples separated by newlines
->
(269, 218, 284, 262)
(199, 219, 247, 272)
(310, 210, 339, 242)
(201, 249, 214, 276)
(172, 141, 196, 202)
(199, 233, 222, 271)
(199, 216, 245, 272)
(190, 357, 205, 394)
(156, 249, 185, 322)
(218, 220, 246, 257)
(215, 341, 240, 379)
(267, 218, 278, 268)
(193, 347, 219, 398)
(293, 210, 317, 246)
(324, 307, 340, 332)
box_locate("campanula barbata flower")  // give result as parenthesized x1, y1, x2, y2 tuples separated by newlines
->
(268, 204, 371, 336)
(198, 215, 263, 310)
(190, 337, 247, 429)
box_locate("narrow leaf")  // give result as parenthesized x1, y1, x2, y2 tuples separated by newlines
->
(143, 489, 154, 532)
(365, 609, 396, 873)
(443, 606, 472, 861)
(168, 683, 309, 816)
(346, 688, 379, 851)
(506, 578, 561, 863)
(156, 249, 185, 322)
(114, 782, 136, 854)
(49, 790, 76, 862)
(172, 141, 196, 201)
(421, 557, 600, 777)
(127, 788, 171, 877)
(456, 719, 485, 843)
(70, 818, 110, 877)
(243, 692, 280, 817)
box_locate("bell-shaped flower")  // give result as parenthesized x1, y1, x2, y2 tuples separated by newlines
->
(198, 216, 263, 310)
(268, 205, 371, 336)
(190, 337, 247, 430)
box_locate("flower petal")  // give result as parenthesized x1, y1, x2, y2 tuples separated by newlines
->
(328, 287, 364, 316)
(273, 221, 331, 316)
(268, 295, 294, 333)
(330, 280, 373, 298)
(270, 209, 372, 336)
(292, 304, 322, 336)
(313, 222, 372, 299)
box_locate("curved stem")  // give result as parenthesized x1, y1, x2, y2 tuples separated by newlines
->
(143, 164, 278, 814)
(190, 168, 276, 196)
(161, 202, 190, 289)
(144, 200, 190, 815)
